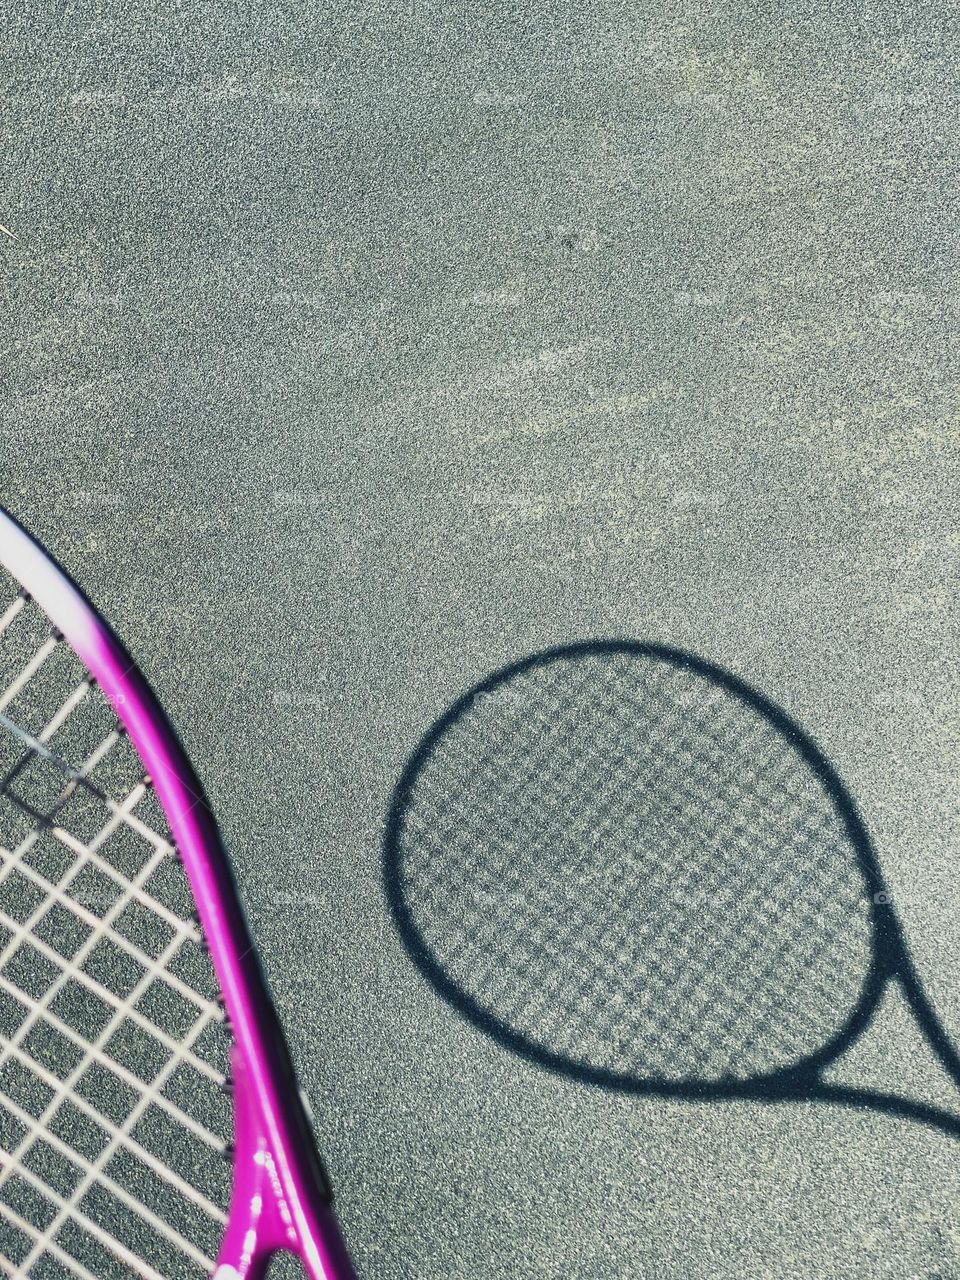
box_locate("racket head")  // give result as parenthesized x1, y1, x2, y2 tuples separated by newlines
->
(0, 508, 354, 1279)
(385, 641, 897, 1095)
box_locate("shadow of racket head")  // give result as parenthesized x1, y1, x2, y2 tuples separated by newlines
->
(383, 641, 960, 1136)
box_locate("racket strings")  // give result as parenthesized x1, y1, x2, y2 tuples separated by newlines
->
(0, 583, 232, 1277)
(393, 649, 875, 1083)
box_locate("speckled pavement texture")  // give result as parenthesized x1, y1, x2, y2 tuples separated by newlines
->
(2, 3, 960, 1277)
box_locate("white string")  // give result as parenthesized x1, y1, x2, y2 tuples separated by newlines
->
(0, 816, 225, 1092)
(0, 1199, 95, 1280)
(0, 875, 220, 1196)
(0, 594, 26, 639)
(0, 705, 224, 1088)
(0, 637, 57, 713)
(0, 965, 224, 1153)
(8, 847, 216, 1015)
(38, 819, 197, 937)
(0, 707, 183, 867)
(0, 599, 235, 1277)
(16, 1003, 221, 1275)
(0, 1192, 168, 1280)
(31, 677, 91, 743)
(0, 1033, 226, 1221)
(0, 1113, 214, 1269)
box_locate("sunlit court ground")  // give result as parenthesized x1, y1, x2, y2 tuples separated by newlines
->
(3, 4, 960, 1276)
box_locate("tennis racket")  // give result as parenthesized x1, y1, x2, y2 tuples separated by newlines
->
(0, 506, 357, 1279)
(385, 641, 960, 1138)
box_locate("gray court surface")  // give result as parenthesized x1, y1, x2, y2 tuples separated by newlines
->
(3, 3, 960, 1276)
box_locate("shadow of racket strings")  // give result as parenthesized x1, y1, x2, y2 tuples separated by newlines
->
(384, 641, 960, 1138)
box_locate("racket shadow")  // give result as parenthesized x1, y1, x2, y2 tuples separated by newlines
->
(382, 639, 960, 1142)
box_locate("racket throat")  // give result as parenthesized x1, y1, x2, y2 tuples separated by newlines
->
(214, 1050, 351, 1279)
(215, 1065, 301, 1276)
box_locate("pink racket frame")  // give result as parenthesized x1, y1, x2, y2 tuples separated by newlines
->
(0, 508, 357, 1280)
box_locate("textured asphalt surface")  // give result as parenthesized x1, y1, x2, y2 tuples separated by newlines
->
(3, 3, 960, 1277)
